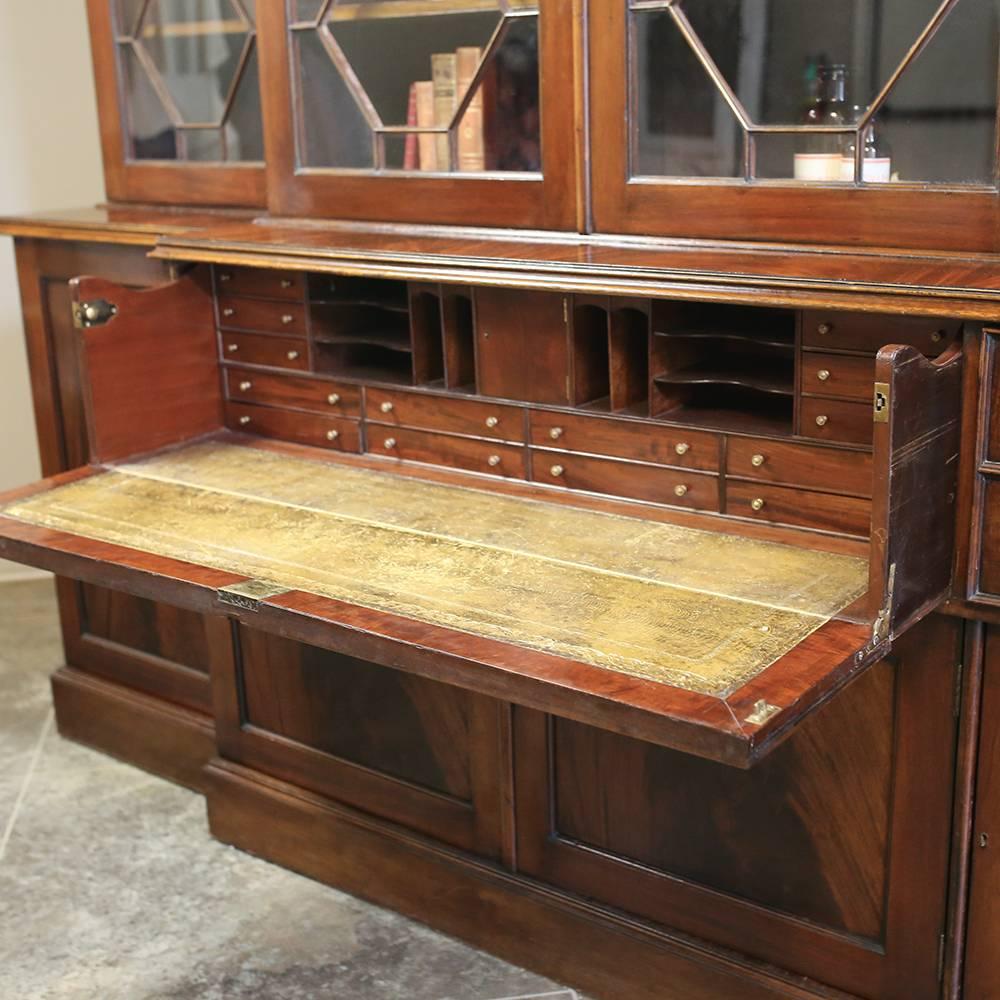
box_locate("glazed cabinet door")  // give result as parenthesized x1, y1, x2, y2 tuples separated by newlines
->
(515, 615, 962, 999)
(589, 0, 1000, 250)
(258, 0, 580, 228)
(86, 0, 267, 206)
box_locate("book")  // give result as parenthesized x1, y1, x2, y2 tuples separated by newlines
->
(455, 46, 485, 172)
(414, 80, 437, 172)
(431, 52, 457, 171)
(404, 82, 419, 170)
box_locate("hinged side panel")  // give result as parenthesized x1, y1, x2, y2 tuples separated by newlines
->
(72, 272, 223, 463)
(869, 342, 964, 639)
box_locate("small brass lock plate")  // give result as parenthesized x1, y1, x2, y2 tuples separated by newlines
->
(873, 382, 890, 423)
(72, 299, 118, 329)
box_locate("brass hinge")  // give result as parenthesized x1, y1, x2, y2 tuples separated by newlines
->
(937, 931, 946, 981)
(72, 299, 118, 329)
(955, 661, 964, 718)
(217, 579, 287, 612)
(563, 296, 569, 324)
(873, 381, 890, 423)
(745, 699, 781, 725)
(871, 563, 896, 644)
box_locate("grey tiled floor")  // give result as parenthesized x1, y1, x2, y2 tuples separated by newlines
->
(0, 578, 581, 1000)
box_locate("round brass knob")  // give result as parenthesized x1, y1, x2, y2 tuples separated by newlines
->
(218, 272, 231, 283)
(380, 401, 394, 414)
(239, 380, 252, 391)
(675, 442, 690, 456)
(487, 455, 501, 467)
(226, 343, 239, 353)
(751, 453, 766, 467)
(751, 498, 765, 512)
(549, 427, 563, 440)
(286, 350, 300, 361)
(327, 392, 341, 406)
(550, 464, 564, 477)
(817, 322, 832, 335)
(815, 414, 829, 427)
(84, 305, 102, 322)
(674, 484, 688, 498)
(281, 314, 294, 325)
(383, 437, 397, 450)
(280, 279, 293, 289)
(325, 429, 339, 441)
(485, 416, 499, 429)
(817, 369, 831, 382)
(238, 415, 251, 426)
(222, 307, 235, 318)
(931, 330, 943, 343)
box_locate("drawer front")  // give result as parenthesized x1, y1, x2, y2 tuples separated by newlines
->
(220, 332, 309, 371)
(531, 449, 719, 510)
(226, 402, 361, 453)
(215, 266, 306, 301)
(368, 425, 526, 479)
(799, 397, 872, 446)
(529, 409, 719, 472)
(367, 387, 524, 442)
(800, 353, 875, 401)
(726, 482, 871, 536)
(218, 294, 308, 336)
(225, 368, 361, 417)
(727, 437, 873, 497)
(802, 310, 960, 355)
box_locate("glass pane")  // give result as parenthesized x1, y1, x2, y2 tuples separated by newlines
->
(296, 28, 375, 168)
(293, 0, 328, 20)
(116, 0, 149, 36)
(872, 0, 998, 184)
(633, 10, 742, 178)
(180, 127, 226, 160)
(137, 0, 251, 125)
(227, 45, 265, 160)
(120, 44, 177, 160)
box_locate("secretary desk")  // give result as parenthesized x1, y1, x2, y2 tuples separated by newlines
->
(2, 2, 1000, 997)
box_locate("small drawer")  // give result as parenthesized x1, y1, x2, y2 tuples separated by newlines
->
(800, 353, 875, 401)
(218, 295, 307, 336)
(220, 332, 309, 371)
(226, 402, 361, 453)
(225, 368, 361, 416)
(366, 387, 523, 442)
(727, 437, 872, 497)
(368, 426, 526, 478)
(802, 310, 960, 356)
(726, 482, 871, 537)
(529, 410, 719, 472)
(531, 449, 719, 510)
(799, 397, 872, 446)
(215, 266, 306, 301)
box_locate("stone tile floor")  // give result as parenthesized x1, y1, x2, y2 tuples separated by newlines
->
(0, 577, 582, 1000)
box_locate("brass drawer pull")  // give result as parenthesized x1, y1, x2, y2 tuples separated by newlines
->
(226, 343, 239, 353)
(280, 279, 293, 289)
(383, 437, 397, 450)
(238, 415, 251, 426)
(327, 392, 341, 406)
(218, 272, 231, 283)
(326, 429, 339, 442)
(238, 380, 252, 391)
(485, 416, 499, 429)
(222, 307, 235, 318)
(751, 453, 766, 467)
(550, 464, 564, 477)
(817, 322, 832, 335)
(675, 442, 690, 456)
(674, 484, 688, 498)
(814, 414, 829, 427)
(380, 401, 394, 414)
(816, 369, 831, 382)
(751, 498, 766, 512)
(286, 350, 300, 361)
(487, 454, 501, 467)
(549, 426, 563, 440)
(931, 330, 943, 343)
(281, 314, 294, 325)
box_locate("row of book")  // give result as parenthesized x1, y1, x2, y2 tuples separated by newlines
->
(404, 47, 485, 172)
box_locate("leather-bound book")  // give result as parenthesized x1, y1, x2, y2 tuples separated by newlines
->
(403, 82, 419, 170)
(456, 47, 485, 172)
(414, 80, 437, 172)
(431, 52, 457, 171)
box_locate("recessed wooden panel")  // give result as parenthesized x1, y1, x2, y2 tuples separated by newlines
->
(474, 288, 570, 405)
(239, 627, 475, 800)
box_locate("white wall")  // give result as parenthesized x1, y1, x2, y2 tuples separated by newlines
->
(0, 5, 105, 580)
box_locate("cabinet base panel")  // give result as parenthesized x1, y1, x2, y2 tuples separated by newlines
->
(205, 757, 850, 1000)
(51, 666, 214, 792)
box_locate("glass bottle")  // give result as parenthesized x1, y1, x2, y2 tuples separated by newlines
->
(794, 64, 850, 181)
(840, 118, 893, 183)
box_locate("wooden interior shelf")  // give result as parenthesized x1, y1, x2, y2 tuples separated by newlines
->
(653, 363, 794, 397)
